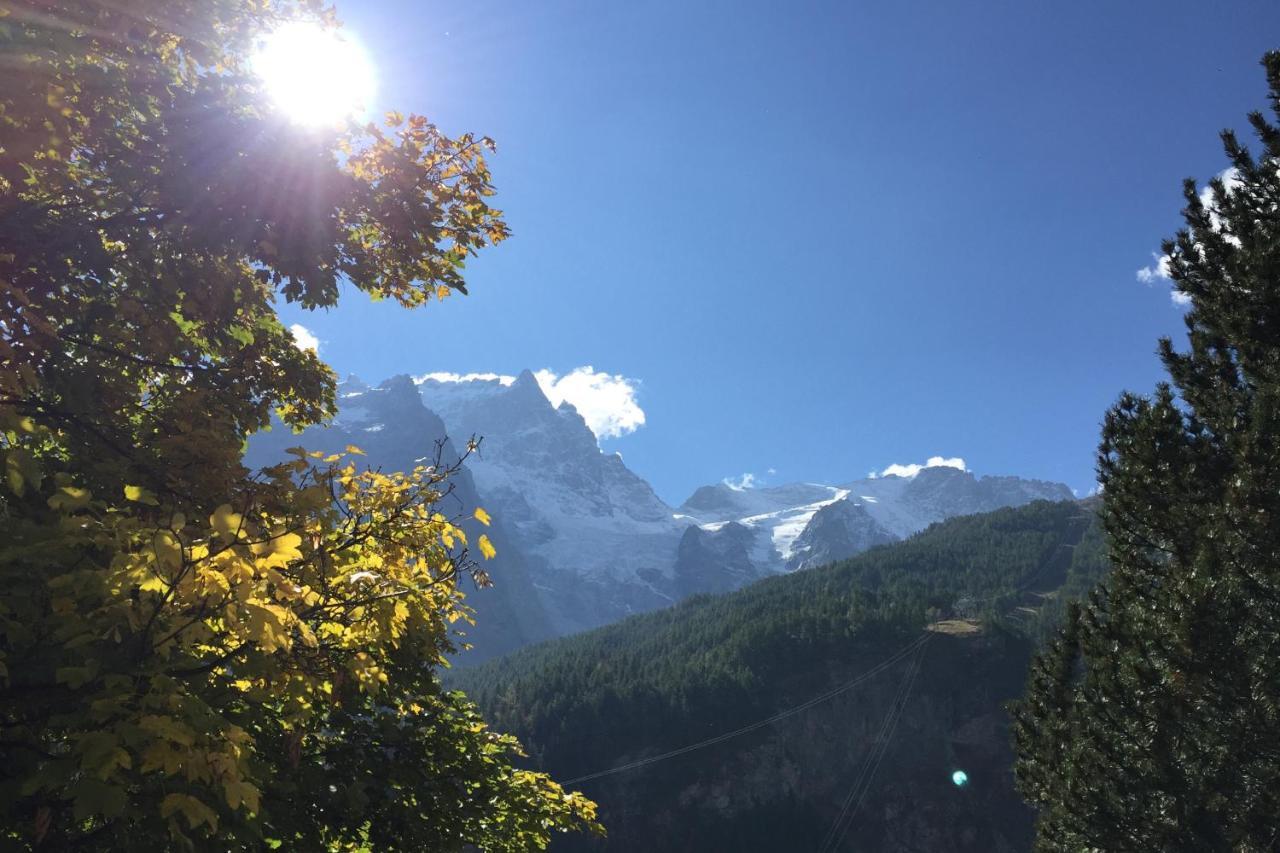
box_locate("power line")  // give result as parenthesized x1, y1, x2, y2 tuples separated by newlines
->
(816, 637, 926, 853)
(561, 633, 930, 786)
(817, 522, 1087, 849)
(820, 636, 930, 853)
(817, 650, 910, 852)
(559, 518, 1087, 789)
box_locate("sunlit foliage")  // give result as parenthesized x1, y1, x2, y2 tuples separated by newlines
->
(0, 1, 597, 848)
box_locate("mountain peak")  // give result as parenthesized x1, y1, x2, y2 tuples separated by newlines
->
(379, 374, 419, 394)
(338, 374, 369, 395)
(910, 464, 971, 483)
(677, 483, 739, 516)
(507, 369, 549, 405)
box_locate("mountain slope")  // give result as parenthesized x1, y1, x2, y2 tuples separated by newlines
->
(455, 500, 1107, 851)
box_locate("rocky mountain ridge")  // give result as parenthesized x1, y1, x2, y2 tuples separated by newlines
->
(246, 370, 1075, 652)
(674, 467, 1072, 581)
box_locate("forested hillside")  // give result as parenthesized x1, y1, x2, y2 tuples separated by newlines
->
(456, 500, 1107, 851)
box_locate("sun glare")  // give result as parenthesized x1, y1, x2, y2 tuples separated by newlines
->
(253, 21, 375, 127)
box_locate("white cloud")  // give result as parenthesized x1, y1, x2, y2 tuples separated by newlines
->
(878, 455, 967, 479)
(723, 472, 758, 491)
(415, 371, 514, 385)
(533, 367, 645, 440)
(1136, 252, 1172, 285)
(289, 323, 319, 353)
(1199, 167, 1242, 233)
(767, 467, 777, 476)
(1136, 252, 1182, 308)
(1136, 254, 1186, 308)
(415, 366, 645, 442)
(1136, 168, 1242, 308)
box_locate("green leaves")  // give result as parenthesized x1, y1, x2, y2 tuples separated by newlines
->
(71, 778, 128, 823)
(55, 665, 96, 689)
(77, 731, 132, 780)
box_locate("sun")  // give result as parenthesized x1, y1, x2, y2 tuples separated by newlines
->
(253, 21, 375, 127)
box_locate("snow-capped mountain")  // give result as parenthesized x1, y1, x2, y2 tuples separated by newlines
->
(418, 370, 687, 635)
(675, 481, 856, 564)
(244, 368, 1077, 648)
(676, 466, 1075, 577)
(784, 498, 899, 572)
(417, 371, 1074, 634)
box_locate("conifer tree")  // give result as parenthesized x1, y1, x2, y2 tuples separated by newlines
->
(1012, 53, 1280, 851)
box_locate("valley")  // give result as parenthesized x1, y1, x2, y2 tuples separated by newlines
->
(455, 500, 1107, 851)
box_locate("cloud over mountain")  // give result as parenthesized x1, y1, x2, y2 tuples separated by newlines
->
(533, 367, 645, 440)
(415, 366, 645, 441)
(877, 455, 967, 479)
(722, 472, 759, 491)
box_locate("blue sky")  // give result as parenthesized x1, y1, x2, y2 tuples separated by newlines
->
(277, 0, 1280, 505)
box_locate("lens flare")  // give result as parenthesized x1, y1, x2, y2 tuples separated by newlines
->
(952, 770, 969, 787)
(253, 21, 375, 126)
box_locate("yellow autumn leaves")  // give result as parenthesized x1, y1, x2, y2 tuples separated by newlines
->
(6, 444, 500, 840)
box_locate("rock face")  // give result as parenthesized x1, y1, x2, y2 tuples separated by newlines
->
(677, 481, 842, 523)
(675, 482, 858, 578)
(673, 523, 773, 597)
(892, 466, 1076, 529)
(243, 375, 554, 663)
(784, 498, 898, 571)
(419, 371, 687, 636)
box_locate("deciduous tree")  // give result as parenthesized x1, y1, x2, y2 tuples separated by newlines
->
(0, 1, 598, 848)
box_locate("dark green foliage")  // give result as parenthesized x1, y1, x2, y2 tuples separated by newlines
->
(1012, 53, 1280, 852)
(1024, 500, 1111, 645)
(456, 500, 1098, 850)
(460, 500, 1083, 773)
